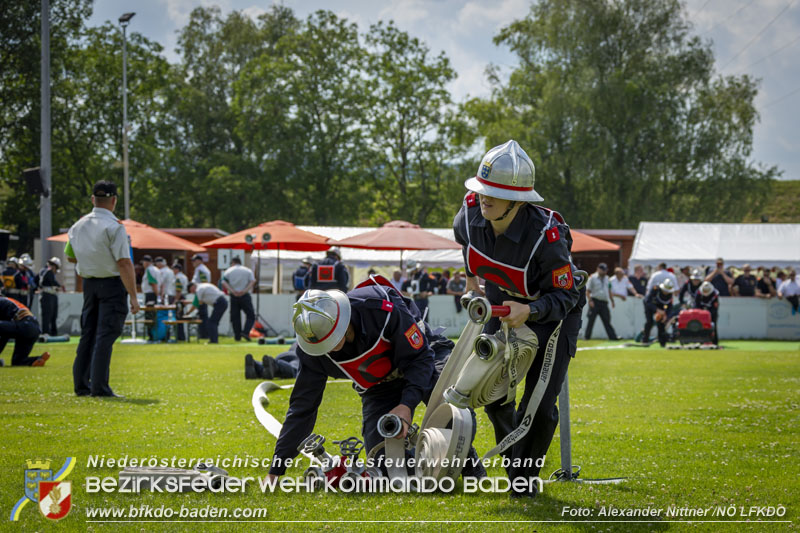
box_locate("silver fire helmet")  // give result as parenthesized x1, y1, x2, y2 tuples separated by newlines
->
(690, 269, 703, 282)
(48, 257, 61, 269)
(292, 289, 351, 356)
(659, 279, 675, 292)
(464, 140, 542, 202)
(700, 281, 714, 296)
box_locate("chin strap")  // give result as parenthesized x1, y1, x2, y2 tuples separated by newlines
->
(492, 200, 518, 221)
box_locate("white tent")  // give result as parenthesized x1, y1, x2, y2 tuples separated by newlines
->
(629, 222, 800, 268)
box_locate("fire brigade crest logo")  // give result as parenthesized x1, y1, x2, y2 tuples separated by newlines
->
(38, 481, 71, 520)
(11, 457, 75, 522)
(479, 162, 492, 179)
(404, 323, 424, 350)
(552, 265, 573, 289)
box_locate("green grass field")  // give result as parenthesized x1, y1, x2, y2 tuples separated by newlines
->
(1, 337, 798, 531)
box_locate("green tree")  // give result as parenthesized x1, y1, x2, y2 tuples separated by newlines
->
(465, 0, 777, 227)
(234, 11, 370, 225)
(362, 22, 465, 226)
(0, 0, 92, 251)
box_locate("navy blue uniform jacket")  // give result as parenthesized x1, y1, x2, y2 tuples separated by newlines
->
(269, 285, 435, 475)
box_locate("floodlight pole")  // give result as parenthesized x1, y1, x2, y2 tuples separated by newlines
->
(119, 12, 135, 220)
(40, 0, 51, 261)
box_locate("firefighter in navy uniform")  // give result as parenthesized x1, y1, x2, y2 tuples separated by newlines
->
(0, 296, 49, 366)
(694, 281, 720, 345)
(38, 257, 62, 336)
(266, 280, 483, 481)
(643, 279, 675, 347)
(292, 257, 313, 300)
(453, 140, 584, 498)
(306, 247, 349, 292)
(1, 257, 18, 296)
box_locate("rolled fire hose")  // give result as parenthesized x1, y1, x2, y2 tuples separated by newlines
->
(251, 380, 351, 462)
(374, 319, 483, 483)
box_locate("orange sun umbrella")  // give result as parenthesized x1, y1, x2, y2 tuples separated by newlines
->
(570, 230, 620, 252)
(48, 219, 205, 252)
(201, 220, 331, 251)
(333, 220, 461, 251)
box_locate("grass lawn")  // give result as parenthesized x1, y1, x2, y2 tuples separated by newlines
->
(1, 337, 798, 531)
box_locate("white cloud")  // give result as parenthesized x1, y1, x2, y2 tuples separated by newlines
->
(377, 0, 430, 26)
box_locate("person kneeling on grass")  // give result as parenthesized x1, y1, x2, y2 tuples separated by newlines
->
(0, 296, 49, 367)
(245, 344, 300, 380)
(265, 276, 484, 482)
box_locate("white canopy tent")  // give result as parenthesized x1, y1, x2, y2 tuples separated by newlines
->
(629, 222, 800, 268)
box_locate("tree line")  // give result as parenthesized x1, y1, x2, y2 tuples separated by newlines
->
(0, 0, 779, 253)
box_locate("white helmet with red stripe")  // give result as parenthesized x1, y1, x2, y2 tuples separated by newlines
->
(292, 289, 351, 356)
(464, 140, 542, 202)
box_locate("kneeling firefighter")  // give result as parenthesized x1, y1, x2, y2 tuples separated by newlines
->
(452, 140, 585, 498)
(266, 277, 483, 482)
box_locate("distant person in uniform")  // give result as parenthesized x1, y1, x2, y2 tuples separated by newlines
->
(705, 258, 733, 296)
(65, 180, 139, 397)
(694, 281, 720, 345)
(446, 271, 467, 312)
(222, 256, 256, 341)
(14, 254, 36, 308)
(628, 264, 648, 296)
(584, 263, 619, 340)
(191, 254, 212, 339)
(1, 257, 18, 296)
(156, 257, 175, 341)
(643, 279, 675, 347)
(37, 257, 62, 336)
(172, 262, 189, 341)
(401, 261, 434, 319)
(185, 282, 228, 344)
(0, 296, 49, 366)
(679, 269, 703, 308)
(732, 264, 757, 297)
(307, 247, 349, 293)
(777, 270, 800, 315)
(292, 257, 313, 300)
(140, 255, 161, 341)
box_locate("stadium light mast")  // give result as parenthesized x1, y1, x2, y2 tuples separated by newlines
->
(40, 0, 51, 262)
(119, 11, 135, 220)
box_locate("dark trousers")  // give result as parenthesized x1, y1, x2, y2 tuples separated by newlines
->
(414, 297, 429, 320)
(787, 295, 799, 313)
(207, 296, 228, 343)
(584, 298, 618, 340)
(230, 293, 255, 340)
(73, 277, 127, 396)
(0, 316, 41, 366)
(484, 312, 580, 484)
(144, 292, 157, 340)
(198, 304, 209, 339)
(276, 349, 300, 378)
(40, 293, 58, 335)
(643, 305, 669, 347)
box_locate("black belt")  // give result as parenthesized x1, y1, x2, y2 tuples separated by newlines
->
(84, 275, 121, 280)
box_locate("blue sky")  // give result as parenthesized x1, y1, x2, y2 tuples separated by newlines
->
(88, 0, 800, 179)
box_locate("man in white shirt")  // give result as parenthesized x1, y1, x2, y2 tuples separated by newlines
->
(186, 282, 228, 343)
(191, 254, 212, 339)
(157, 257, 176, 304)
(646, 263, 679, 295)
(777, 270, 800, 315)
(584, 263, 619, 340)
(65, 180, 139, 397)
(222, 257, 256, 341)
(609, 267, 637, 300)
(172, 262, 190, 341)
(141, 255, 161, 341)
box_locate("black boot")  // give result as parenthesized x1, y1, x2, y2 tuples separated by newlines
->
(261, 355, 277, 379)
(245, 354, 257, 379)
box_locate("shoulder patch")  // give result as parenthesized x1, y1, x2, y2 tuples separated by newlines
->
(404, 323, 424, 350)
(381, 300, 394, 312)
(552, 265, 573, 289)
(546, 226, 559, 243)
(465, 192, 478, 208)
